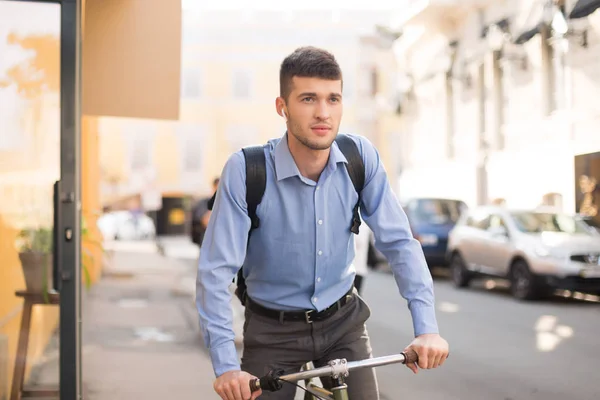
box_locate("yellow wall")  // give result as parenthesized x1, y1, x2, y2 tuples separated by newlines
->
(0, 6, 102, 392)
(0, 8, 62, 392)
(82, 116, 104, 284)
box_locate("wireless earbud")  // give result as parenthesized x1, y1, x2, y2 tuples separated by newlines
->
(282, 108, 288, 122)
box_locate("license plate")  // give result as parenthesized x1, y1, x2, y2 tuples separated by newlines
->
(418, 234, 438, 247)
(580, 269, 600, 278)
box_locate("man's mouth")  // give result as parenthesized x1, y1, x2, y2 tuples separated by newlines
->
(311, 125, 331, 136)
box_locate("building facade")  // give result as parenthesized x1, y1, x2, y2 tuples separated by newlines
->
(98, 8, 397, 211)
(389, 0, 600, 221)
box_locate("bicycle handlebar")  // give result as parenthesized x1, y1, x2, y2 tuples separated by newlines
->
(249, 349, 418, 393)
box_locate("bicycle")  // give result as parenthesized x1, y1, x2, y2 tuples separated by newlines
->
(249, 349, 418, 400)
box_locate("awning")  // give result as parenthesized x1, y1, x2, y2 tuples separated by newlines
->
(569, 0, 600, 19)
(512, 0, 553, 45)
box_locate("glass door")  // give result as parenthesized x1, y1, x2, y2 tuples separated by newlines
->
(0, 1, 81, 399)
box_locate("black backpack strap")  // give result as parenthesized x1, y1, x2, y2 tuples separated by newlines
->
(233, 145, 267, 306)
(335, 134, 365, 234)
(241, 146, 267, 232)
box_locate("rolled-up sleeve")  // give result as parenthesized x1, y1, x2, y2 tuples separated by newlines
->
(353, 135, 439, 336)
(196, 151, 252, 377)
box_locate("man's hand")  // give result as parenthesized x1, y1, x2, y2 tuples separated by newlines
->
(214, 370, 261, 400)
(404, 333, 449, 374)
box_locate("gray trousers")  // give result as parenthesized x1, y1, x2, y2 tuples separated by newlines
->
(241, 291, 379, 399)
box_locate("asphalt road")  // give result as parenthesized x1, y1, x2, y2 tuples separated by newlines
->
(361, 268, 600, 400)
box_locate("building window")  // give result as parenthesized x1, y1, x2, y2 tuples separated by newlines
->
(181, 67, 201, 98)
(233, 69, 252, 99)
(123, 120, 156, 172)
(182, 137, 202, 173)
(130, 138, 152, 171)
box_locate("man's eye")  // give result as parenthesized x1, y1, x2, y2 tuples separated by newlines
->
(302, 97, 314, 103)
(330, 97, 340, 103)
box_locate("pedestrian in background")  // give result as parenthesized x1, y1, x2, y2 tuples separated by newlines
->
(191, 177, 220, 247)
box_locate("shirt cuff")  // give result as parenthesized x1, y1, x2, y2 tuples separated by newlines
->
(210, 340, 241, 377)
(409, 303, 439, 337)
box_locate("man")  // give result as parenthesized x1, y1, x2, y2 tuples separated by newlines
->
(196, 46, 449, 400)
(190, 177, 219, 247)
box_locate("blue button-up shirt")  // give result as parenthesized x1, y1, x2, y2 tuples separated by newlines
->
(196, 133, 438, 377)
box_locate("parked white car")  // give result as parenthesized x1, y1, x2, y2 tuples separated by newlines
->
(447, 206, 600, 300)
(97, 211, 156, 241)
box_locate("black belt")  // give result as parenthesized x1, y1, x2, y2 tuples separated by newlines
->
(246, 288, 354, 324)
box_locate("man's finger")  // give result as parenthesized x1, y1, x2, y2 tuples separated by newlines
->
(416, 348, 428, 369)
(432, 352, 443, 368)
(239, 376, 252, 400)
(428, 348, 438, 368)
(406, 362, 419, 374)
(231, 381, 244, 400)
(222, 385, 234, 400)
(214, 385, 227, 400)
(250, 390, 262, 400)
(438, 352, 448, 367)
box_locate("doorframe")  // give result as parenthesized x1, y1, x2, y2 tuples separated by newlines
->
(8, 1, 83, 399)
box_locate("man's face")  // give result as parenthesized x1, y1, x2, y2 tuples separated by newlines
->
(278, 76, 343, 151)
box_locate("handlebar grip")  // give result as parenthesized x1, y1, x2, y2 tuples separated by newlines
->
(402, 348, 419, 365)
(250, 370, 284, 393)
(249, 378, 260, 392)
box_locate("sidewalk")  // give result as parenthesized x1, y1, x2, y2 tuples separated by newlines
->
(30, 242, 233, 399)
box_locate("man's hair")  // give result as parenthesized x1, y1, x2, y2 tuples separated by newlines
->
(279, 46, 342, 100)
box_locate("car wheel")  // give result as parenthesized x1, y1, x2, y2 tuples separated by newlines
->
(510, 260, 541, 300)
(451, 253, 471, 288)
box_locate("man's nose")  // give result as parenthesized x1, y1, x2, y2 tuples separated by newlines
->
(315, 100, 330, 120)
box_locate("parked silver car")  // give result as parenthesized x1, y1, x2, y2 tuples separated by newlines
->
(446, 206, 600, 300)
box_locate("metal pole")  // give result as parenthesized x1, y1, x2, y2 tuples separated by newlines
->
(59, 0, 82, 399)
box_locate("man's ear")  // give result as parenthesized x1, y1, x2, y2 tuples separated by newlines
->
(275, 97, 287, 120)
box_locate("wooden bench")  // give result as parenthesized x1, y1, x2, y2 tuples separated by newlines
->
(10, 291, 60, 400)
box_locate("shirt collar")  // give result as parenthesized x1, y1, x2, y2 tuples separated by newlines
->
(273, 132, 348, 181)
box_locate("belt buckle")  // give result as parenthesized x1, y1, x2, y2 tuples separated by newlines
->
(305, 310, 314, 324)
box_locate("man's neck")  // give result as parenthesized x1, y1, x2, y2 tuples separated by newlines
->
(287, 134, 330, 183)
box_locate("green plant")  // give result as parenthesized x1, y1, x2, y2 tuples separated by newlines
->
(16, 215, 104, 294)
(16, 226, 52, 254)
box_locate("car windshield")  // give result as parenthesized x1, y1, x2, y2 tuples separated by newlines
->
(511, 212, 593, 235)
(409, 199, 467, 225)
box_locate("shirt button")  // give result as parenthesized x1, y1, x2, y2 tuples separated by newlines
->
(318, 250, 323, 256)
(317, 277, 321, 282)
(318, 219, 323, 225)
(313, 297, 318, 302)
(316, 186, 320, 190)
